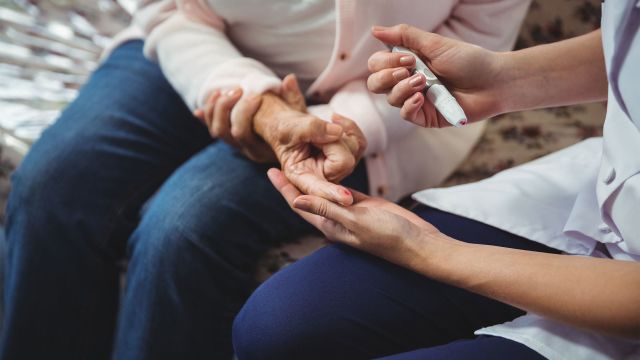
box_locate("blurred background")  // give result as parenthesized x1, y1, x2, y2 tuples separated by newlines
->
(0, 0, 607, 276)
(0, 0, 132, 163)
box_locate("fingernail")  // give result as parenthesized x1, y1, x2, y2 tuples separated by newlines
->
(326, 123, 343, 137)
(412, 92, 422, 104)
(227, 89, 239, 97)
(341, 188, 352, 197)
(399, 56, 414, 65)
(293, 198, 311, 211)
(409, 74, 424, 87)
(392, 69, 408, 81)
(371, 25, 388, 32)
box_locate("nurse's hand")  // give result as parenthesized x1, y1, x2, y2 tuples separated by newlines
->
(268, 168, 440, 263)
(367, 24, 505, 127)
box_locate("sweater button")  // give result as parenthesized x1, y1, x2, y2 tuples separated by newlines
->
(598, 224, 612, 234)
(376, 186, 386, 196)
(339, 52, 348, 61)
(603, 168, 616, 185)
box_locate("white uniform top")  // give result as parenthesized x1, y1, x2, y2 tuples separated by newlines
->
(413, 0, 640, 358)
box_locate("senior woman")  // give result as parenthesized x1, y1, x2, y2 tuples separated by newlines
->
(232, 1, 640, 359)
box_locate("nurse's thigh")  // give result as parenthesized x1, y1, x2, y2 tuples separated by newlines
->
(232, 206, 558, 359)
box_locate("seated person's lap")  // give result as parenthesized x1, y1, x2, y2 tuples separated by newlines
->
(4, 39, 369, 358)
(232, 205, 556, 359)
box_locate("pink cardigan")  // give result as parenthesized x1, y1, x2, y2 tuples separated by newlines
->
(107, 0, 530, 201)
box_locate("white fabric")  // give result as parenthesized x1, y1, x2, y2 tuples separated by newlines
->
(105, 0, 531, 202)
(414, 1, 640, 358)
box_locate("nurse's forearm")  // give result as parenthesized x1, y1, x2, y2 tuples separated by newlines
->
(408, 233, 640, 339)
(495, 30, 608, 113)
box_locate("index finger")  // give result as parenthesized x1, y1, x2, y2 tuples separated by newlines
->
(266, 168, 325, 227)
(367, 50, 415, 73)
(371, 24, 446, 61)
(286, 169, 353, 206)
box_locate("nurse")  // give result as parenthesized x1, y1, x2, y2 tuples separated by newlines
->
(232, 0, 640, 359)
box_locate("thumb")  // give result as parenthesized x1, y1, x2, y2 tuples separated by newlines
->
(300, 117, 343, 144)
(293, 195, 355, 227)
(372, 24, 445, 60)
(282, 74, 307, 112)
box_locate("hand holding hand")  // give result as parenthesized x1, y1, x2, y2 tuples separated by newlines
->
(367, 24, 505, 127)
(256, 75, 367, 205)
(194, 87, 278, 163)
(268, 168, 440, 264)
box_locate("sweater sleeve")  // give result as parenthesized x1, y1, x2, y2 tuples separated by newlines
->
(309, 0, 531, 157)
(140, 0, 282, 110)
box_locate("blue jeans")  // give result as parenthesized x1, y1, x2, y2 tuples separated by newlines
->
(0, 41, 368, 360)
(233, 205, 557, 359)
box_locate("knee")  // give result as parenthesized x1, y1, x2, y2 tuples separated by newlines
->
(232, 248, 350, 359)
(232, 283, 313, 359)
(8, 137, 81, 218)
(128, 191, 248, 271)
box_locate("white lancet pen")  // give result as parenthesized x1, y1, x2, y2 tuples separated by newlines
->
(391, 46, 468, 127)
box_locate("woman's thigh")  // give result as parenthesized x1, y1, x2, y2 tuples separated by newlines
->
(232, 205, 558, 359)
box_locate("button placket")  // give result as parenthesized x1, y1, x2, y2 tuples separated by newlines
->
(603, 168, 616, 184)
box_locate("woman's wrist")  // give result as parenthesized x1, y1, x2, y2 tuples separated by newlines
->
(253, 92, 291, 147)
(398, 229, 465, 279)
(488, 51, 524, 116)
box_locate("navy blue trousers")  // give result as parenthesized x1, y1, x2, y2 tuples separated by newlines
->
(1, 41, 369, 360)
(233, 205, 557, 359)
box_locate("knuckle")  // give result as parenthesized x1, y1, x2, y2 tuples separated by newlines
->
(366, 75, 379, 93)
(367, 51, 382, 72)
(367, 56, 376, 72)
(387, 92, 402, 108)
(399, 104, 411, 120)
(230, 124, 249, 141)
(316, 199, 329, 218)
(344, 154, 356, 169)
(219, 97, 233, 110)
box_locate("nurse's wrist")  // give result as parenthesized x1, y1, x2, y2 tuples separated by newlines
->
(488, 51, 523, 116)
(402, 230, 465, 279)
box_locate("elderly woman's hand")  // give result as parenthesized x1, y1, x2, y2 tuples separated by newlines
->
(367, 24, 506, 127)
(194, 87, 278, 163)
(268, 168, 440, 263)
(255, 77, 367, 205)
(196, 74, 367, 206)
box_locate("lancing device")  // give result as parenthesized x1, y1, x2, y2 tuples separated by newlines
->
(391, 46, 467, 127)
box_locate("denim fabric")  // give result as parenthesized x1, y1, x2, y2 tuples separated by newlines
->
(233, 205, 555, 359)
(0, 40, 368, 360)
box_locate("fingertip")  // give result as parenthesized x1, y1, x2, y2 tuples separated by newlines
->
(326, 123, 343, 138)
(266, 168, 284, 186)
(282, 73, 298, 91)
(411, 91, 424, 104)
(350, 188, 368, 202)
(208, 90, 221, 104)
(330, 113, 345, 124)
(292, 195, 312, 212)
(340, 195, 354, 207)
